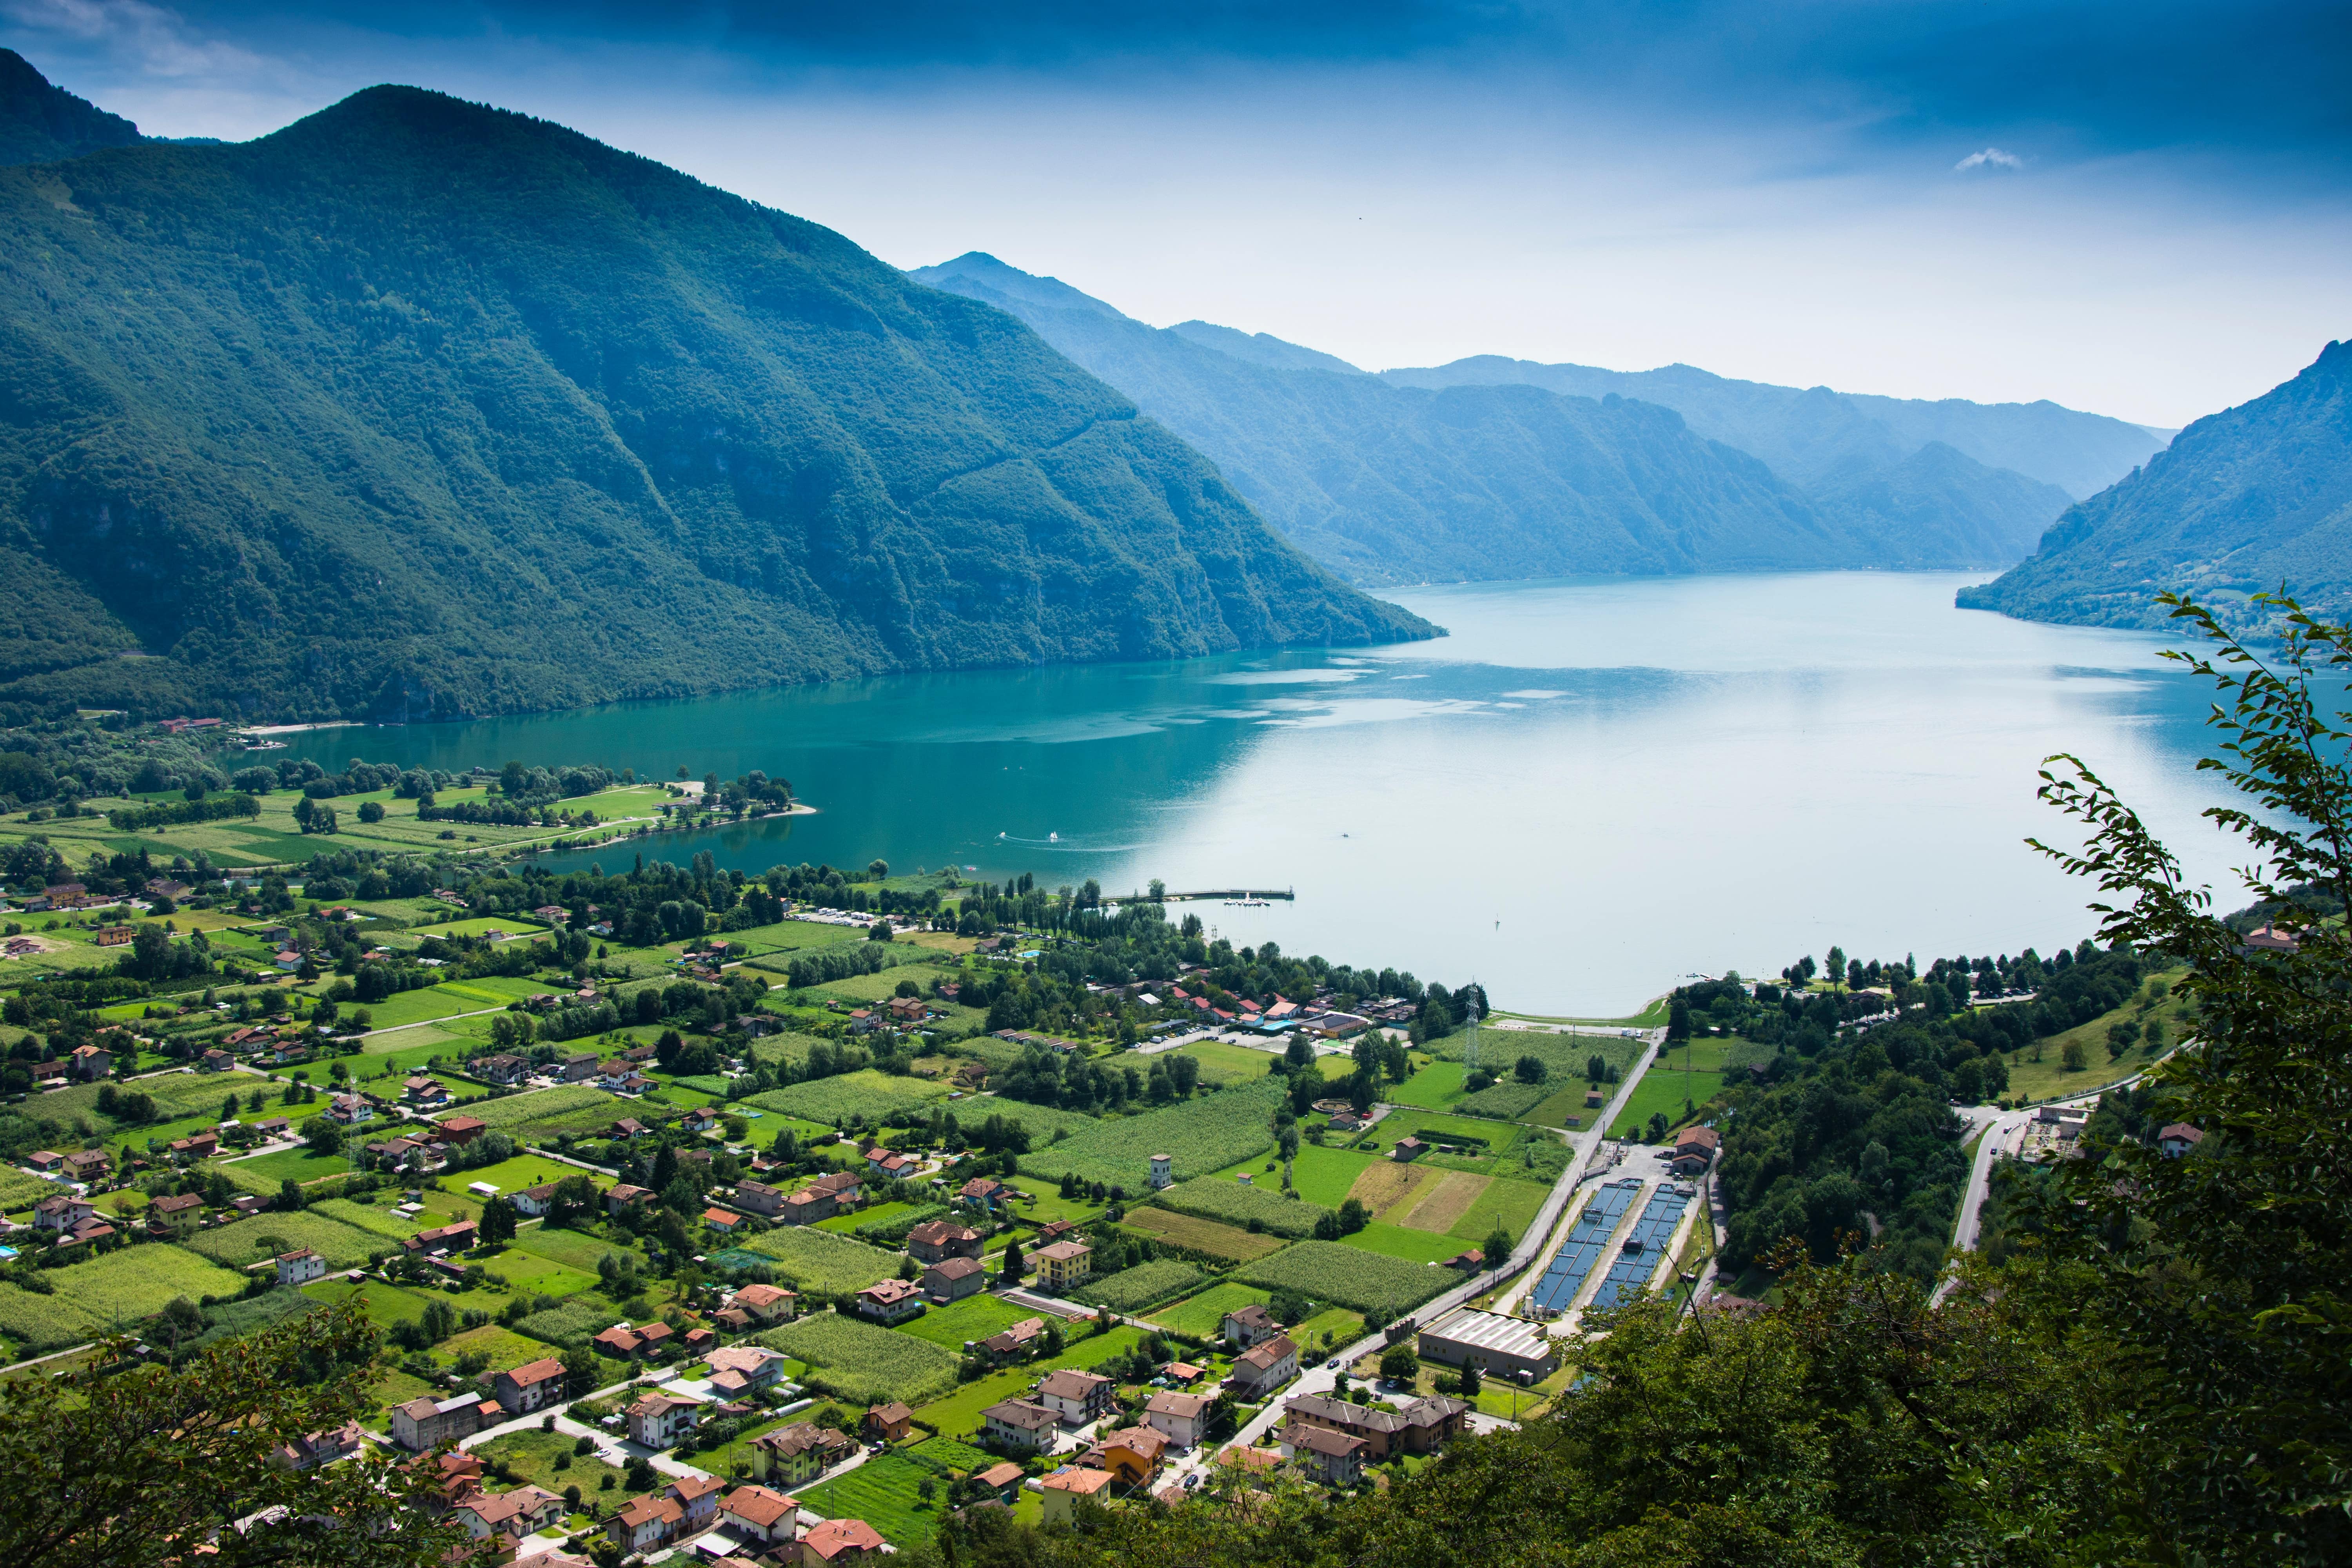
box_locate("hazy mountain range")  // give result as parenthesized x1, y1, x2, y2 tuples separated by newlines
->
(913, 252, 2172, 588)
(1960, 341, 2352, 628)
(0, 56, 1423, 721)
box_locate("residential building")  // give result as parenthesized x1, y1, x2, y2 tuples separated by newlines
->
(1281, 1422, 1368, 1486)
(1141, 1391, 1213, 1450)
(958, 1177, 1013, 1210)
(905, 1220, 984, 1264)
(433, 1116, 488, 1146)
(328, 1093, 374, 1125)
(1038, 1468, 1116, 1523)
(922, 1255, 987, 1303)
(799, 1517, 886, 1568)
(68, 1043, 111, 1080)
(1149, 1154, 1173, 1190)
(165, 1134, 216, 1163)
(627, 1392, 702, 1447)
(1227, 1334, 1299, 1397)
(403, 1220, 477, 1256)
(1032, 1240, 1092, 1293)
(1391, 1136, 1427, 1162)
(970, 1461, 1025, 1505)
(1280, 1392, 1470, 1460)
(1079, 1426, 1168, 1486)
(667, 1473, 726, 1532)
(605, 1183, 654, 1216)
(199, 1049, 234, 1073)
(752, 1422, 855, 1486)
(1035, 1368, 1115, 1426)
(592, 1325, 646, 1359)
(511, 1183, 557, 1217)
(2158, 1123, 2205, 1157)
(720, 1484, 802, 1547)
(706, 1345, 788, 1393)
(1220, 1303, 1279, 1347)
(864, 1401, 914, 1443)
(736, 1179, 785, 1216)
(704, 1206, 749, 1236)
(1670, 1125, 1720, 1176)
(454, 1485, 568, 1540)
(25, 1150, 63, 1173)
(148, 1192, 204, 1237)
(981, 1317, 1048, 1363)
(865, 1146, 918, 1181)
(276, 1248, 327, 1285)
(730, 1282, 798, 1323)
(560, 1052, 600, 1082)
(403, 1076, 450, 1105)
(854, 1277, 927, 1325)
(494, 1358, 569, 1415)
(608, 1493, 686, 1556)
(472, 1053, 529, 1087)
(267, 1422, 364, 1472)
(63, 1147, 111, 1181)
(388, 1391, 490, 1452)
(1417, 1308, 1559, 1383)
(981, 1398, 1061, 1452)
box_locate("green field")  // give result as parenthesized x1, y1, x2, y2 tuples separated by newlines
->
(302, 1277, 445, 1329)
(795, 1453, 944, 1548)
(1071, 1259, 1209, 1313)
(512, 1224, 636, 1274)
(456, 1154, 613, 1196)
(439, 1322, 561, 1375)
(1154, 1176, 1330, 1238)
(185, 1209, 387, 1270)
(512, 1294, 622, 1348)
(0, 1167, 62, 1213)
(911, 1325, 1144, 1439)
(737, 1226, 900, 1297)
(756, 1311, 962, 1406)
(0, 1245, 251, 1350)
(746, 1069, 951, 1126)
(404, 916, 553, 941)
(1174, 1040, 1348, 1087)
(445, 1085, 617, 1134)
(228, 1147, 352, 1185)
(893, 1293, 1043, 1349)
(1384, 1059, 1467, 1110)
(1119, 1207, 1285, 1263)
(1608, 1054, 1716, 1140)
(1016, 1078, 1285, 1188)
(1236, 1240, 1452, 1326)
(475, 1426, 648, 1517)
(488, 1249, 601, 1299)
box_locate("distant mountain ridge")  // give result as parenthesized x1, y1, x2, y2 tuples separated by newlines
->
(913, 252, 2155, 587)
(0, 73, 1426, 721)
(1957, 341, 2352, 629)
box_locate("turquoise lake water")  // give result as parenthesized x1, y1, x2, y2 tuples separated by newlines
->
(281, 572, 2248, 1014)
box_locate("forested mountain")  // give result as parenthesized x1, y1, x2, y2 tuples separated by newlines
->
(1958, 340, 2352, 629)
(0, 49, 139, 167)
(915, 253, 2145, 584)
(0, 82, 1426, 722)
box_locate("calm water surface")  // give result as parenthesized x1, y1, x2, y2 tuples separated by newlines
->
(282, 573, 2245, 1014)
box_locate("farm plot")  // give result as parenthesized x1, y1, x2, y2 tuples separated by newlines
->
(1443, 1176, 1552, 1247)
(229, 1148, 351, 1185)
(1153, 1178, 1330, 1239)
(0, 1167, 57, 1213)
(1343, 1160, 1439, 1222)
(1238, 1240, 1452, 1325)
(445, 1085, 615, 1132)
(1071, 1260, 1209, 1314)
(1400, 1171, 1488, 1234)
(745, 1069, 950, 1127)
(1017, 1078, 1283, 1189)
(308, 1197, 427, 1240)
(968, 1100, 1102, 1144)
(1118, 1207, 1285, 1263)
(797, 1454, 943, 1548)
(0, 1245, 251, 1350)
(15, 1071, 245, 1137)
(511, 1225, 632, 1273)
(911, 1327, 1144, 1440)
(302, 1278, 443, 1330)
(513, 1295, 620, 1348)
(1455, 1080, 1553, 1119)
(737, 1226, 899, 1296)
(894, 1294, 1042, 1350)
(756, 1311, 960, 1406)
(1148, 1281, 1271, 1339)
(187, 1210, 388, 1270)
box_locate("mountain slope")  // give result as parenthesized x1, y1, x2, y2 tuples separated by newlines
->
(0, 86, 1426, 721)
(1383, 356, 2165, 501)
(915, 253, 1851, 585)
(1956, 341, 2352, 628)
(0, 49, 140, 168)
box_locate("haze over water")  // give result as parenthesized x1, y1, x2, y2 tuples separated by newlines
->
(285, 573, 2246, 1014)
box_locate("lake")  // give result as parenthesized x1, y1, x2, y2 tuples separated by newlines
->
(279, 572, 2248, 1014)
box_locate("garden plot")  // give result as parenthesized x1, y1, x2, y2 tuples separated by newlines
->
(736, 1226, 899, 1296)
(756, 1312, 960, 1407)
(1118, 1207, 1285, 1263)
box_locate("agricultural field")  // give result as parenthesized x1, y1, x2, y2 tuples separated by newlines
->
(402, 917, 552, 941)
(513, 1294, 622, 1348)
(445, 1085, 617, 1133)
(756, 1311, 961, 1406)
(1153, 1177, 1330, 1239)
(14, 1071, 247, 1138)
(904, 1435, 992, 1473)
(488, 1250, 600, 1299)
(1174, 1040, 1350, 1087)
(795, 1454, 944, 1548)
(301, 1277, 444, 1330)
(1071, 1259, 1209, 1313)
(228, 1148, 351, 1185)
(1454, 1079, 1553, 1119)
(457, 1154, 611, 1196)
(1148, 1280, 1272, 1338)
(745, 1069, 950, 1127)
(1608, 1059, 1715, 1142)
(437, 1323, 561, 1375)
(186, 1209, 388, 1270)
(815, 1200, 926, 1237)
(893, 1293, 1045, 1350)
(1383, 1059, 1467, 1111)
(1118, 1207, 1285, 1263)
(1237, 1240, 1452, 1325)
(0, 1167, 57, 1213)
(303, 1197, 423, 1243)
(967, 1100, 1102, 1144)
(510, 1223, 636, 1273)
(736, 1226, 899, 1297)
(0, 1244, 251, 1350)
(1016, 1078, 1284, 1188)
(474, 1427, 648, 1517)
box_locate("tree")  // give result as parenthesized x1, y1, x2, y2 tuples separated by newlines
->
(1284, 1034, 1316, 1071)
(999, 1240, 1024, 1282)
(2061, 1037, 2089, 1072)
(1645, 1111, 1670, 1142)
(1457, 1363, 1482, 1397)
(0, 1306, 469, 1567)
(1666, 997, 1691, 1040)
(479, 1196, 517, 1245)
(2105, 1020, 2141, 1059)
(356, 800, 385, 823)
(1513, 1054, 1546, 1084)
(299, 1115, 343, 1157)
(1481, 1225, 1512, 1270)
(1379, 1345, 1419, 1382)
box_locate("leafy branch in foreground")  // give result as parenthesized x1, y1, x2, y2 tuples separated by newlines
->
(0, 1301, 479, 1568)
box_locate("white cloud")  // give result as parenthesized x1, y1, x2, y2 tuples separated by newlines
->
(1, 0, 265, 78)
(1953, 146, 2024, 172)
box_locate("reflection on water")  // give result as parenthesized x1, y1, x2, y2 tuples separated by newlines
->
(282, 572, 2245, 1013)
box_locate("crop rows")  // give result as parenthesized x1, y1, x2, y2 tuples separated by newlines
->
(737, 1225, 899, 1297)
(1152, 1177, 1330, 1238)
(745, 1069, 947, 1127)
(185, 1210, 387, 1270)
(1017, 1078, 1283, 1189)
(1071, 1259, 1210, 1313)
(0, 1245, 251, 1350)
(309, 1197, 426, 1239)
(755, 1311, 960, 1406)
(443, 1085, 615, 1132)
(1236, 1240, 1453, 1326)
(513, 1295, 620, 1348)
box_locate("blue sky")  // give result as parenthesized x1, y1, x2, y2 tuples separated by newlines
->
(5, 1, 2347, 426)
